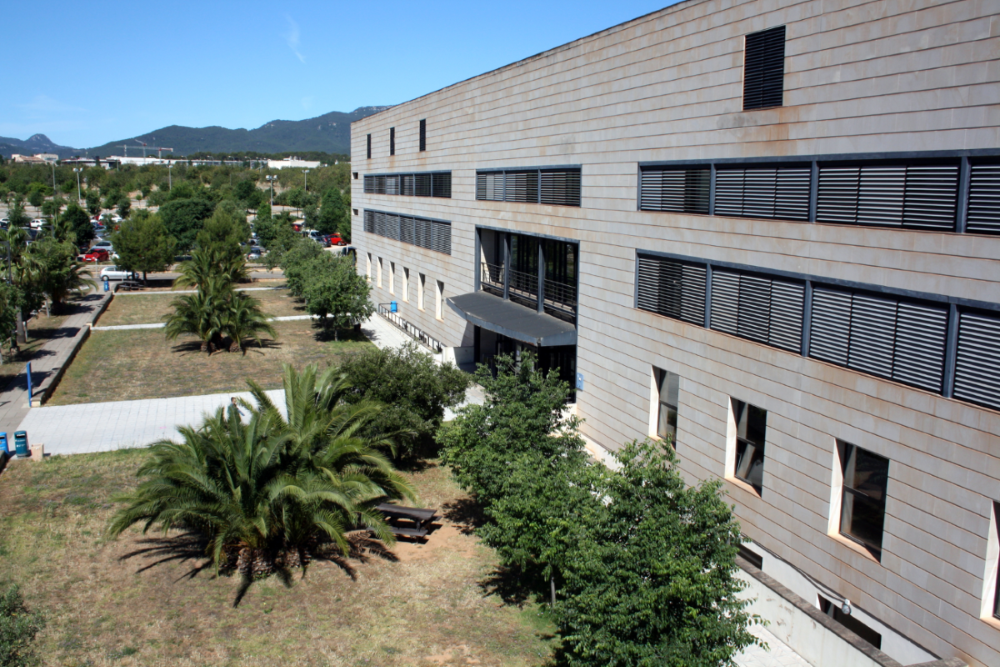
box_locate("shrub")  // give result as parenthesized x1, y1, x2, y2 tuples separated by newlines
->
(0, 583, 45, 667)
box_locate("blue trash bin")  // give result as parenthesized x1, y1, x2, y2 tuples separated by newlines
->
(14, 431, 29, 458)
(0, 432, 7, 455)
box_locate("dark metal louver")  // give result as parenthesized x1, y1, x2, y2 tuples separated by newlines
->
(953, 310, 1000, 410)
(540, 169, 581, 206)
(967, 163, 1000, 235)
(743, 26, 785, 111)
(810, 286, 947, 392)
(364, 209, 451, 255)
(715, 166, 810, 221)
(432, 172, 452, 198)
(401, 174, 415, 197)
(816, 163, 958, 230)
(475, 169, 579, 206)
(415, 173, 432, 197)
(710, 269, 804, 352)
(639, 168, 710, 214)
(636, 255, 706, 326)
(363, 175, 374, 194)
(363, 210, 374, 233)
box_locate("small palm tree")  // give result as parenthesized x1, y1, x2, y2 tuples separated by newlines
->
(175, 246, 247, 291)
(164, 288, 226, 352)
(224, 291, 277, 354)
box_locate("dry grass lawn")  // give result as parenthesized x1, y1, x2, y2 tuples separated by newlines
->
(48, 319, 371, 405)
(97, 288, 302, 327)
(0, 451, 555, 667)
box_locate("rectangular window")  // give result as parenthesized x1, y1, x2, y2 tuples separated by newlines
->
(389, 127, 395, 156)
(953, 309, 1000, 411)
(809, 287, 948, 393)
(353, 172, 358, 180)
(639, 167, 711, 214)
(968, 162, 1000, 235)
(654, 368, 680, 445)
(389, 262, 395, 295)
(436, 280, 444, 320)
(636, 254, 707, 326)
(418, 273, 425, 311)
(419, 119, 426, 152)
(837, 441, 889, 560)
(816, 162, 959, 231)
(366, 253, 372, 281)
(475, 168, 580, 207)
(363, 209, 451, 255)
(715, 165, 810, 221)
(819, 596, 882, 649)
(711, 269, 805, 353)
(364, 172, 450, 198)
(731, 399, 767, 495)
(367, 134, 371, 160)
(377, 257, 383, 288)
(743, 26, 786, 110)
(402, 267, 409, 302)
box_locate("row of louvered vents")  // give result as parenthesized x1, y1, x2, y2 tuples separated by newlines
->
(364, 173, 452, 198)
(363, 210, 451, 255)
(636, 254, 1000, 411)
(475, 169, 581, 207)
(640, 162, 1000, 234)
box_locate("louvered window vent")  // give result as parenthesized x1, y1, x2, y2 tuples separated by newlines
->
(364, 172, 451, 199)
(475, 168, 580, 207)
(743, 26, 785, 111)
(363, 209, 451, 255)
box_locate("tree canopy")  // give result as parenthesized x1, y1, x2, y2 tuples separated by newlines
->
(159, 197, 214, 252)
(111, 211, 176, 281)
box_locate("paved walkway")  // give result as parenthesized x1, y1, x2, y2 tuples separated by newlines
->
(734, 625, 813, 667)
(0, 291, 111, 437)
(93, 314, 319, 331)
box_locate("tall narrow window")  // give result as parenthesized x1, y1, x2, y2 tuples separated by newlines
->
(419, 119, 426, 152)
(743, 26, 786, 110)
(402, 267, 409, 302)
(837, 441, 889, 560)
(436, 280, 444, 320)
(654, 368, 680, 446)
(389, 127, 395, 156)
(366, 253, 372, 281)
(377, 257, 383, 288)
(418, 273, 426, 311)
(367, 134, 371, 159)
(731, 399, 767, 495)
(389, 262, 395, 295)
(985, 501, 1000, 621)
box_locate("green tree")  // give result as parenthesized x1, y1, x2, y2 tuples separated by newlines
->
(6, 197, 29, 229)
(317, 188, 348, 236)
(302, 256, 374, 339)
(280, 239, 324, 297)
(340, 343, 470, 459)
(556, 439, 761, 667)
(108, 364, 413, 586)
(159, 197, 214, 252)
(0, 582, 46, 667)
(59, 203, 95, 246)
(116, 195, 131, 220)
(102, 188, 121, 210)
(223, 290, 278, 354)
(196, 208, 249, 262)
(23, 237, 95, 310)
(111, 212, 176, 282)
(26, 186, 44, 209)
(0, 283, 21, 355)
(85, 189, 101, 217)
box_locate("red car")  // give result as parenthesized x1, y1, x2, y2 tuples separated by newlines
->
(82, 248, 110, 262)
(326, 233, 345, 246)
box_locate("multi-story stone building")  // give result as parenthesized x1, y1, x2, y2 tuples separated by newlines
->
(351, 1, 1000, 665)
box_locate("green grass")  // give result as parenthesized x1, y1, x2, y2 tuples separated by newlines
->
(0, 452, 557, 666)
(97, 289, 305, 327)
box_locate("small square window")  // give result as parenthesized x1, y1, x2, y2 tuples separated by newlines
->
(654, 368, 680, 446)
(353, 172, 358, 180)
(732, 399, 767, 494)
(837, 440, 889, 560)
(353, 208, 358, 216)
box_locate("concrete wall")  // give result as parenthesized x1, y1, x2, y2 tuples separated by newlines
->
(350, 1, 1000, 665)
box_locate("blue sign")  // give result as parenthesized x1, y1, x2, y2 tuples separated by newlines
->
(576, 372, 584, 391)
(390, 301, 398, 313)
(26, 362, 32, 404)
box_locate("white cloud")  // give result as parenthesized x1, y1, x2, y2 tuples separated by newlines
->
(283, 16, 305, 63)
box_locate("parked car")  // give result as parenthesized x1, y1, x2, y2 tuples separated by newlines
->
(82, 248, 110, 262)
(91, 240, 115, 255)
(326, 233, 345, 246)
(247, 246, 266, 260)
(29, 219, 46, 229)
(99, 266, 138, 281)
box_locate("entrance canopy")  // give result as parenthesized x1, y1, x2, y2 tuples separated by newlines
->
(448, 291, 577, 347)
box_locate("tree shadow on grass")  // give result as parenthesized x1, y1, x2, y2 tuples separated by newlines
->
(311, 325, 369, 344)
(119, 531, 215, 582)
(440, 497, 484, 536)
(478, 564, 537, 607)
(168, 338, 282, 356)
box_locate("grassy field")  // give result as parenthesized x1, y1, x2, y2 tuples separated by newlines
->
(97, 288, 302, 327)
(0, 452, 556, 667)
(48, 320, 371, 405)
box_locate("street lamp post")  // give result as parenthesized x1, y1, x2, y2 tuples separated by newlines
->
(167, 163, 173, 191)
(50, 161, 57, 195)
(266, 175, 277, 208)
(303, 169, 309, 192)
(73, 168, 82, 204)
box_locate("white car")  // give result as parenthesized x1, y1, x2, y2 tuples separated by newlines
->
(29, 219, 46, 229)
(99, 266, 137, 281)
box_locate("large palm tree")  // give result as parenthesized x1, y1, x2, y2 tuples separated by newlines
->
(224, 291, 277, 354)
(175, 246, 247, 291)
(164, 282, 227, 352)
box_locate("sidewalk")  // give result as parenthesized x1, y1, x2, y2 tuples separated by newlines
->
(0, 291, 111, 436)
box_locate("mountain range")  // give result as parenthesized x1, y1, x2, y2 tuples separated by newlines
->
(0, 106, 390, 160)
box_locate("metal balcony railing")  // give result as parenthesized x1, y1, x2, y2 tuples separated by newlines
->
(479, 262, 577, 321)
(481, 262, 504, 296)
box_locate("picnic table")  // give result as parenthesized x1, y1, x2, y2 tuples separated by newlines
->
(376, 503, 438, 538)
(114, 280, 145, 292)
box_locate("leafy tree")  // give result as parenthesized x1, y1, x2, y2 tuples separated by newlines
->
(302, 256, 374, 339)
(6, 198, 29, 229)
(22, 237, 95, 310)
(108, 364, 413, 585)
(85, 189, 101, 217)
(317, 188, 348, 236)
(234, 179, 256, 202)
(111, 212, 176, 282)
(280, 239, 324, 297)
(59, 203, 94, 246)
(159, 197, 213, 252)
(39, 198, 63, 221)
(26, 186, 44, 209)
(556, 439, 761, 667)
(339, 343, 470, 459)
(196, 208, 249, 262)
(116, 195, 131, 220)
(0, 283, 21, 355)
(102, 188, 122, 210)
(0, 582, 45, 667)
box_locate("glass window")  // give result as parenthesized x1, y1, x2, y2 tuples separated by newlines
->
(838, 441, 889, 560)
(732, 399, 767, 494)
(655, 369, 680, 445)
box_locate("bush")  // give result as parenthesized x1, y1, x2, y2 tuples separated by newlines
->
(0, 583, 45, 667)
(340, 343, 470, 459)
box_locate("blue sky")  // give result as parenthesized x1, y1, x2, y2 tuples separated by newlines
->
(2, 0, 679, 149)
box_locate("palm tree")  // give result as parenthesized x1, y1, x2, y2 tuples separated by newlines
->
(224, 291, 277, 354)
(175, 246, 247, 291)
(164, 285, 226, 353)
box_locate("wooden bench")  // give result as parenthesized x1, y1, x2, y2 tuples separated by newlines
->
(376, 503, 438, 538)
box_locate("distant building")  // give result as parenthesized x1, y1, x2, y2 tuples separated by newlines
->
(267, 156, 321, 170)
(11, 154, 48, 164)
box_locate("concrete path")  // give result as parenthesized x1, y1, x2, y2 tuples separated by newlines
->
(734, 625, 813, 667)
(93, 314, 318, 331)
(112, 286, 286, 296)
(0, 291, 111, 437)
